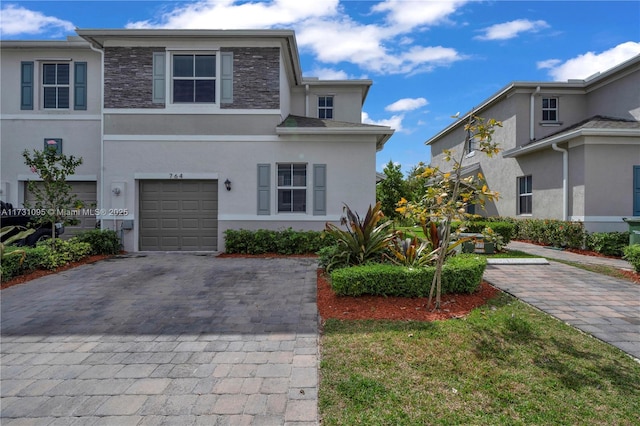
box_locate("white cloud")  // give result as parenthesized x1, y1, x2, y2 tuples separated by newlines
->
(538, 41, 640, 81)
(475, 19, 549, 41)
(127, 0, 339, 29)
(362, 111, 404, 132)
(306, 67, 349, 80)
(127, 0, 468, 76)
(0, 4, 74, 36)
(386, 98, 428, 112)
(372, 0, 468, 30)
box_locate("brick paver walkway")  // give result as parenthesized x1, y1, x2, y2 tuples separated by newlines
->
(485, 242, 640, 360)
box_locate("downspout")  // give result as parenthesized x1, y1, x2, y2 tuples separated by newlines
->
(304, 84, 309, 116)
(552, 143, 569, 221)
(530, 86, 540, 140)
(87, 42, 105, 230)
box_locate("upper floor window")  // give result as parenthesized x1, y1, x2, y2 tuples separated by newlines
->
(277, 163, 306, 213)
(517, 175, 532, 215)
(172, 54, 216, 103)
(318, 96, 333, 119)
(42, 63, 70, 109)
(542, 97, 558, 122)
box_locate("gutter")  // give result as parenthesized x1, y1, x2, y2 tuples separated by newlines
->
(87, 41, 105, 230)
(552, 143, 569, 221)
(530, 86, 540, 141)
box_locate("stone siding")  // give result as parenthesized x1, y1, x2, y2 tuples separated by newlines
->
(222, 47, 280, 109)
(104, 47, 165, 109)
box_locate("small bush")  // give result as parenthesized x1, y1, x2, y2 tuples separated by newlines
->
(623, 244, 640, 273)
(224, 228, 332, 255)
(452, 221, 515, 245)
(75, 229, 121, 255)
(330, 254, 486, 297)
(515, 219, 586, 249)
(587, 232, 629, 257)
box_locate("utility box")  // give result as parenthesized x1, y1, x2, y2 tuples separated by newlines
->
(623, 217, 640, 245)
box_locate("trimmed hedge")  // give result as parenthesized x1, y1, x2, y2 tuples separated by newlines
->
(224, 228, 335, 255)
(623, 244, 640, 273)
(330, 254, 486, 297)
(451, 221, 515, 244)
(587, 232, 629, 257)
(75, 229, 121, 255)
(515, 219, 586, 249)
(1, 238, 92, 282)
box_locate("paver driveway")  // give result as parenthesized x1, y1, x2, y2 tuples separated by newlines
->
(1, 253, 319, 425)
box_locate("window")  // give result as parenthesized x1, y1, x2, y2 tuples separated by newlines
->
(542, 97, 558, 122)
(172, 54, 216, 103)
(318, 96, 333, 119)
(43, 63, 69, 109)
(517, 175, 532, 215)
(277, 164, 306, 212)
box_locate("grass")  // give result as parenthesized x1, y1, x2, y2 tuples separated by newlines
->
(547, 258, 636, 282)
(319, 293, 640, 425)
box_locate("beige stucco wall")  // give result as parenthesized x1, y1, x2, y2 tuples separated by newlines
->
(100, 135, 378, 251)
(290, 85, 364, 123)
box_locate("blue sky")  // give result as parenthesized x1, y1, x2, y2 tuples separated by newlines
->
(2, 1, 639, 174)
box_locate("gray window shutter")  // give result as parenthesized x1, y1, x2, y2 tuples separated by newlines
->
(74, 62, 87, 110)
(257, 164, 270, 215)
(152, 52, 165, 104)
(220, 51, 233, 104)
(313, 164, 327, 215)
(21, 61, 34, 110)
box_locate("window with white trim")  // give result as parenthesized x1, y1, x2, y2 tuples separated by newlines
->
(517, 175, 532, 215)
(277, 163, 307, 212)
(172, 54, 216, 103)
(542, 97, 558, 122)
(318, 95, 333, 119)
(42, 63, 70, 109)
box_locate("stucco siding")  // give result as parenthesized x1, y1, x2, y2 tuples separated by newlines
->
(104, 114, 281, 135)
(586, 67, 640, 121)
(100, 136, 378, 251)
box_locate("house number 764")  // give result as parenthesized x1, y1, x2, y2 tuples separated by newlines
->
(170, 173, 183, 179)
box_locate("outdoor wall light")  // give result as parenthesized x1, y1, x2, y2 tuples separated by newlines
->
(112, 187, 121, 196)
(224, 179, 231, 191)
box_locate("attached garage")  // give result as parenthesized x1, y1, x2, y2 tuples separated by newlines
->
(25, 181, 97, 238)
(139, 180, 218, 251)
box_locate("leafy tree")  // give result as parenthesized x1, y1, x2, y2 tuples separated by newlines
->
(22, 145, 83, 241)
(405, 162, 428, 202)
(397, 114, 502, 309)
(376, 160, 407, 220)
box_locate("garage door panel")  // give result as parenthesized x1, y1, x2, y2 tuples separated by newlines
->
(140, 180, 218, 251)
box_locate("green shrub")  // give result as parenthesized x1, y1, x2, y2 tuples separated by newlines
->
(75, 229, 121, 255)
(515, 219, 586, 249)
(330, 254, 486, 297)
(451, 221, 515, 245)
(587, 232, 629, 257)
(623, 244, 640, 273)
(224, 228, 332, 255)
(36, 239, 92, 269)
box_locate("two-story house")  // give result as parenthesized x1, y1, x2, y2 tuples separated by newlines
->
(0, 29, 394, 251)
(1, 37, 103, 236)
(426, 55, 640, 232)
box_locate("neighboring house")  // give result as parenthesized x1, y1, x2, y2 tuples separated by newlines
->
(426, 55, 640, 232)
(0, 29, 394, 251)
(0, 37, 102, 237)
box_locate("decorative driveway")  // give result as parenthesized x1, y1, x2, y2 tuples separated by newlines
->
(1, 253, 319, 425)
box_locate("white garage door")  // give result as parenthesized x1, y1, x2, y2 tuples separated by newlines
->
(139, 180, 218, 251)
(25, 181, 97, 238)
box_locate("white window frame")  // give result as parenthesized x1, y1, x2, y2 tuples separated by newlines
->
(42, 62, 70, 110)
(169, 51, 219, 107)
(542, 97, 558, 122)
(318, 95, 334, 120)
(517, 175, 533, 215)
(277, 163, 307, 213)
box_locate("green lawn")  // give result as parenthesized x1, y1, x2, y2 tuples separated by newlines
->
(319, 293, 640, 425)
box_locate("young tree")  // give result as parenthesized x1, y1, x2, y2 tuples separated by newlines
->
(397, 114, 502, 309)
(22, 144, 83, 241)
(376, 160, 407, 220)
